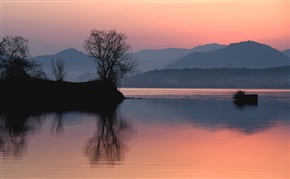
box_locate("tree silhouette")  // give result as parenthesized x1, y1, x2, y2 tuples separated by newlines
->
(0, 35, 46, 80)
(84, 29, 137, 86)
(51, 57, 66, 81)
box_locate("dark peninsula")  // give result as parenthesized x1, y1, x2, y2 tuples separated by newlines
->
(0, 31, 137, 114)
(0, 79, 124, 113)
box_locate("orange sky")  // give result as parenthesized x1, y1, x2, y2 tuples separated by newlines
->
(1, 0, 289, 56)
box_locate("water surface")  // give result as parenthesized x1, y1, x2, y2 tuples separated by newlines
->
(1, 88, 289, 178)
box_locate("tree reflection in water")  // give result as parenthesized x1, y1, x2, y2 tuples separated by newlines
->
(0, 112, 43, 158)
(84, 108, 133, 166)
(51, 112, 64, 135)
(0, 103, 133, 164)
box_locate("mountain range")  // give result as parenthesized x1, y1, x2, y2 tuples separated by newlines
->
(165, 41, 289, 69)
(134, 43, 226, 72)
(32, 40, 290, 82)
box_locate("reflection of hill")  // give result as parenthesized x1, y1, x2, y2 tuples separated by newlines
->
(121, 97, 289, 134)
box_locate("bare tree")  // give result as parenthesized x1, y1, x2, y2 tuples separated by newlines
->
(51, 57, 66, 81)
(0, 35, 46, 80)
(84, 29, 137, 86)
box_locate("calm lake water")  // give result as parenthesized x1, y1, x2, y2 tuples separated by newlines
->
(1, 88, 289, 178)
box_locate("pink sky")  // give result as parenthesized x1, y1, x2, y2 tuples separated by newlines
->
(1, 0, 289, 56)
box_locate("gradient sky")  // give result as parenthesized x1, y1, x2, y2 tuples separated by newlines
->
(1, 0, 289, 57)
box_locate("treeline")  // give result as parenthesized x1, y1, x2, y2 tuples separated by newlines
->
(122, 66, 290, 89)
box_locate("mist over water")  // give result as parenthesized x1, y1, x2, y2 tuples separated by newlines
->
(1, 88, 289, 178)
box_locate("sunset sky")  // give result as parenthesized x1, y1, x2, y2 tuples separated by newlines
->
(1, 0, 289, 57)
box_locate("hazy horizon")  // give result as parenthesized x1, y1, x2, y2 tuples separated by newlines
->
(1, 0, 289, 57)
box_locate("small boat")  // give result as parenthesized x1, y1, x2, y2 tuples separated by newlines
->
(233, 90, 258, 106)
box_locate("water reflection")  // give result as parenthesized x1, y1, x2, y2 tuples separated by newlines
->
(84, 108, 133, 165)
(51, 112, 64, 135)
(0, 103, 134, 166)
(0, 112, 44, 158)
(121, 96, 289, 134)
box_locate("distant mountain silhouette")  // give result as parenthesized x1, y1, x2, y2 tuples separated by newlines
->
(33, 48, 96, 80)
(122, 66, 290, 89)
(76, 72, 97, 82)
(33, 44, 226, 81)
(133, 43, 226, 72)
(282, 49, 290, 57)
(165, 41, 290, 69)
(32, 41, 289, 82)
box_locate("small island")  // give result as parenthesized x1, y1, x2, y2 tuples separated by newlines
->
(0, 79, 124, 113)
(0, 30, 137, 113)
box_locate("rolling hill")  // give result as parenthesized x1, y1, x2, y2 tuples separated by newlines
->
(133, 43, 226, 72)
(33, 48, 96, 80)
(165, 41, 290, 69)
(282, 49, 290, 57)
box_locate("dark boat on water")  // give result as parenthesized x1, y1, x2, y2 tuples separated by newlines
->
(233, 90, 258, 106)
